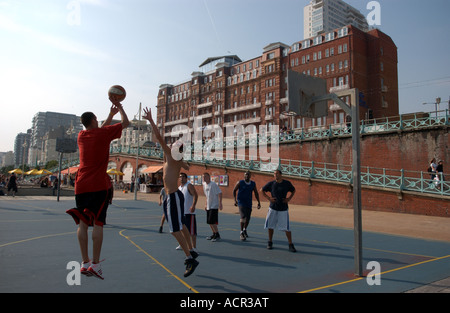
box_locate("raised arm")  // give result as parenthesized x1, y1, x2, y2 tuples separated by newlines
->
(109, 95, 129, 129)
(143, 107, 170, 156)
(101, 105, 119, 128)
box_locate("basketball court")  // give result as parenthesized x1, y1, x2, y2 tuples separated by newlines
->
(1, 196, 449, 295)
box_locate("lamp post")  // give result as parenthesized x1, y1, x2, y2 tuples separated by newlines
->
(134, 103, 142, 201)
(422, 97, 441, 118)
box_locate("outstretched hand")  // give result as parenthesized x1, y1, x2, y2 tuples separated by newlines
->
(143, 107, 153, 123)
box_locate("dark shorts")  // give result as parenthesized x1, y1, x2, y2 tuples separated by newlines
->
(206, 209, 219, 225)
(184, 214, 197, 236)
(7, 184, 17, 192)
(66, 189, 110, 227)
(163, 190, 185, 233)
(238, 206, 252, 222)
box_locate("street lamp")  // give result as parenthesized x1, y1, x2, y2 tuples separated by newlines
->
(422, 97, 441, 118)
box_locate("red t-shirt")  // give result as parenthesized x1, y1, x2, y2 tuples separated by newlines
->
(75, 123, 122, 195)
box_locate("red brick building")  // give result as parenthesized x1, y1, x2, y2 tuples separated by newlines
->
(157, 25, 398, 143)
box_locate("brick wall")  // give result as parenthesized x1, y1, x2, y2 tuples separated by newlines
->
(110, 126, 449, 217)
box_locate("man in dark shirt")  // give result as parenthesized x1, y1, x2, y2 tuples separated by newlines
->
(261, 169, 296, 252)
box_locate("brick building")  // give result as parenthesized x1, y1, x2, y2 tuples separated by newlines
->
(157, 25, 398, 144)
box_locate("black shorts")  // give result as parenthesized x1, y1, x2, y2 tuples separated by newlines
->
(66, 189, 110, 227)
(184, 214, 197, 236)
(206, 209, 219, 225)
(238, 206, 252, 222)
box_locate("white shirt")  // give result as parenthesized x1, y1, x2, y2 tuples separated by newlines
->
(203, 181, 221, 210)
(179, 182, 194, 215)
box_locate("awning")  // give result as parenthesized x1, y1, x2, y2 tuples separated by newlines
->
(107, 168, 124, 176)
(61, 167, 79, 175)
(142, 166, 163, 174)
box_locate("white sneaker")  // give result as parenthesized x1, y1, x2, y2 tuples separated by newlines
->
(80, 261, 92, 277)
(175, 245, 182, 250)
(88, 262, 104, 280)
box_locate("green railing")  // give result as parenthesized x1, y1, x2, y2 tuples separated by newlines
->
(106, 146, 449, 197)
(49, 109, 448, 197)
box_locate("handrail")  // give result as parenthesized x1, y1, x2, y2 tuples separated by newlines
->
(46, 109, 449, 197)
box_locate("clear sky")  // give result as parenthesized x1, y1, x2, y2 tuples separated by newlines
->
(0, 0, 449, 152)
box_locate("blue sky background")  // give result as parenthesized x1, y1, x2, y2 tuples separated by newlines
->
(0, 0, 449, 151)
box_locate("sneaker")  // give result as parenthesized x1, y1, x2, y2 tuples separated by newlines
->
(159, 226, 163, 233)
(211, 233, 220, 242)
(175, 245, 182, 250)
(289, 243, 297, 253)
(88, 262, 104, 280)
(206, 233, 215, 240)
(80, 261, 92, 277)
(267, 241, 273, 250)
(240, 231, 246, 241)
(184, 258, 199, 277)
(190, 249, 199, 259)
(243, 230, 248, 238)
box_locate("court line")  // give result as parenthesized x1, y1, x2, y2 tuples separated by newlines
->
(0, 231, 76, 248)
(298, 254, 450, 293)
(119, 229, 199, 293)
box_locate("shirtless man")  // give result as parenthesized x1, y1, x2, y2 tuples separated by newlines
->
(143, 107, 199, 277)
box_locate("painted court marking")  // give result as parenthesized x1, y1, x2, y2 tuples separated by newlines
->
(119, 228, 199, 293)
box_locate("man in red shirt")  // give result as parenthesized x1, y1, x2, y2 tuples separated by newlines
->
(67, 98, 129, 280)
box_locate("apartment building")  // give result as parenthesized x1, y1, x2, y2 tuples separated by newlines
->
(157, 24, 398, 143)
(304, 0, 369, 38)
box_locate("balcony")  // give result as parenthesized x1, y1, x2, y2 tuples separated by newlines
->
(190, 113, 213, 121)
(223, 102, 261, 115)
(164, 118, 188, 127)
(223, 117, 261, 127)
(197, 101, 213, 109)
(329, 84, 349, 93)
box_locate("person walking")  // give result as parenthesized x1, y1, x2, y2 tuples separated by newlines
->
(233, 171, 261, 241)
(7, 173, 17, 197)
(429, 158, 437, 184)
(178, 173, 198, 252)
(260, 169, 297, 252)
(66, 99, 129, 280)
(202, 172, 223, 242)
(142, 107, 199, 277)
(436, 160, 445, 181)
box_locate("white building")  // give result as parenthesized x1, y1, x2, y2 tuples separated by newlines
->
(304, 0, 368, 38)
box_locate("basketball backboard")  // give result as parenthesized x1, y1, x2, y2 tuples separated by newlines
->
(287, 70, 328, 118)
(56, 138, 77, 153)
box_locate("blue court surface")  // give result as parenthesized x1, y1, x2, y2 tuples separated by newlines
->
(1, 197, 450, 295)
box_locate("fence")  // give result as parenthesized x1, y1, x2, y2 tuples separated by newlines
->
(49, 109, 448, 197)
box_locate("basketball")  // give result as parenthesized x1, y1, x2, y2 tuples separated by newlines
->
(108, 85, 126, 102)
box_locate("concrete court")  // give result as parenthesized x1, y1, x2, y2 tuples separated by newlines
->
(0, 194, 449, 294)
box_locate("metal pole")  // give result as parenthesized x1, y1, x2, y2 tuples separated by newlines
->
(57, 152, 63, 202)
(134, 102, 142, 201)
(305, 88, 363, 276)
(351, 92, 363, 277)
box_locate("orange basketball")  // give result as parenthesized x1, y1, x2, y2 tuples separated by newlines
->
(108, 85, 126, 102)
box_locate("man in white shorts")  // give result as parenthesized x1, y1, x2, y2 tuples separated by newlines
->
(261, 169, 297, 252)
